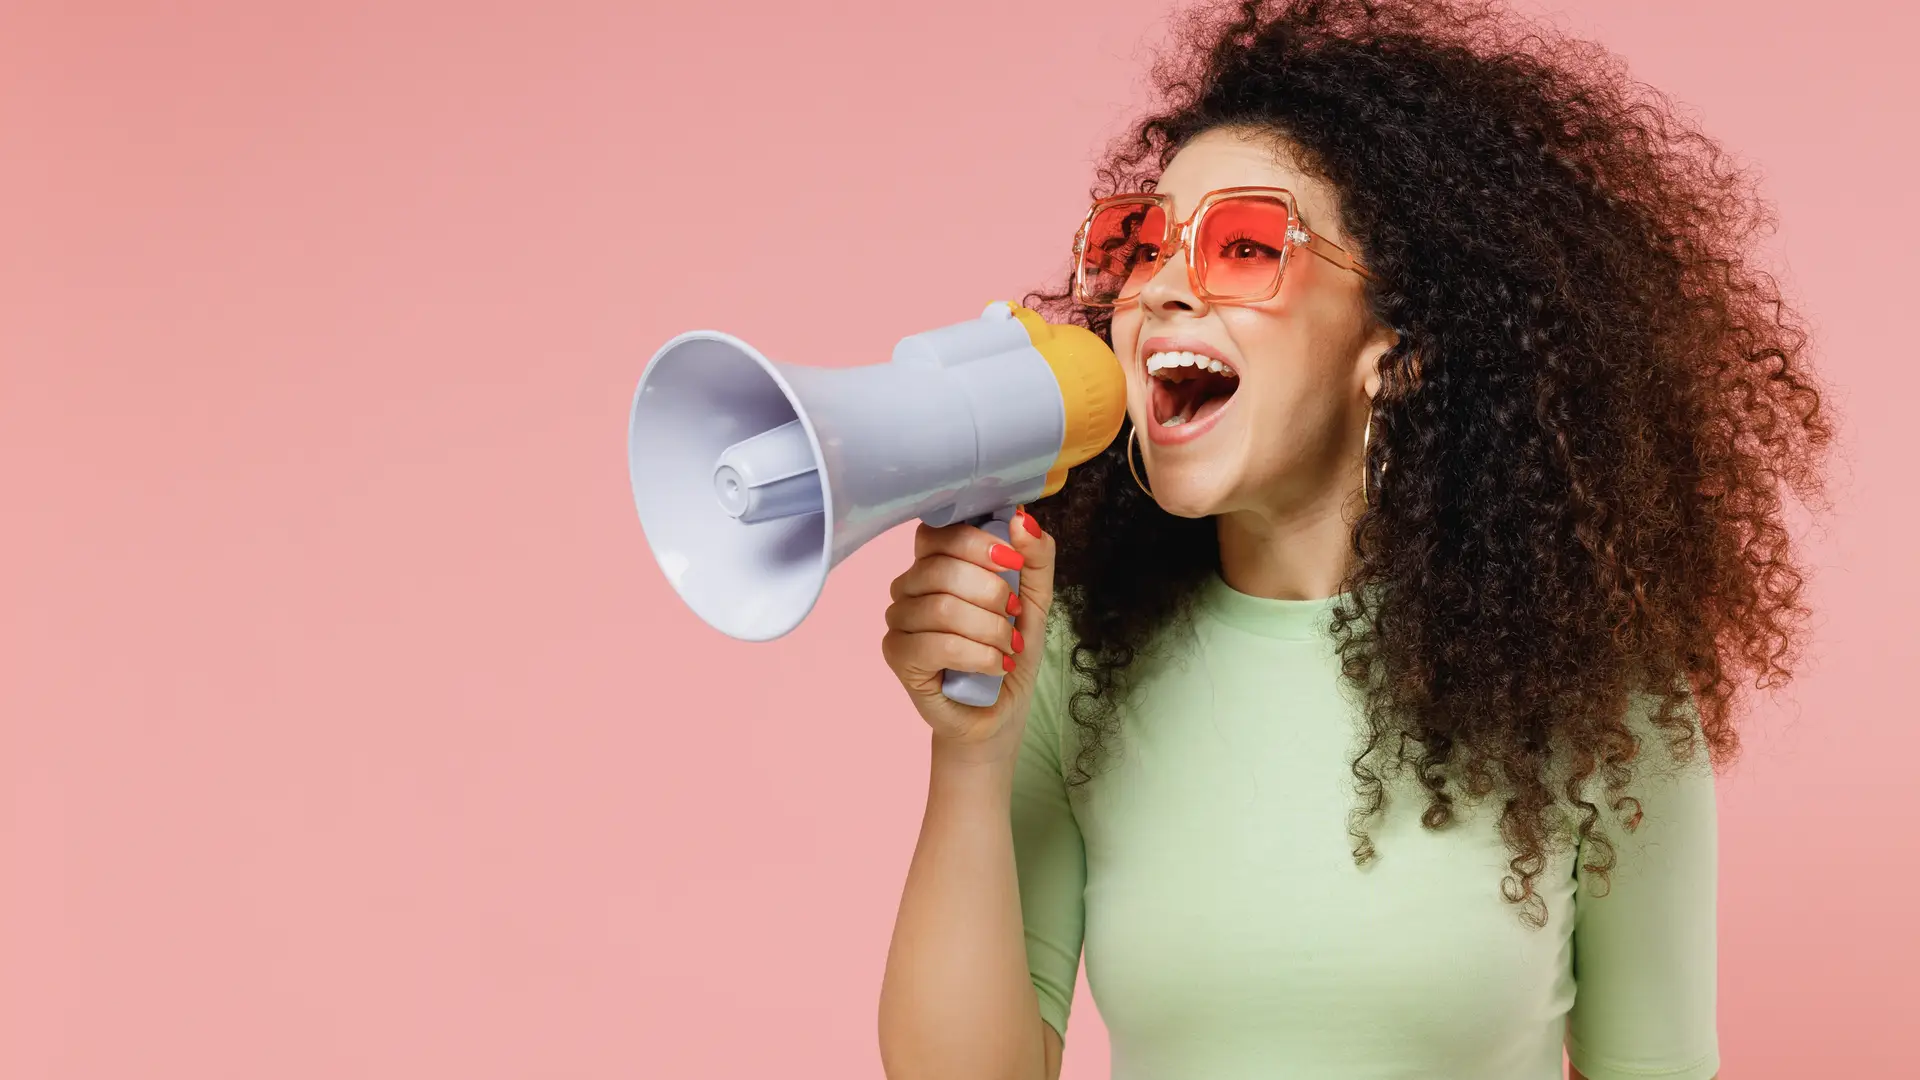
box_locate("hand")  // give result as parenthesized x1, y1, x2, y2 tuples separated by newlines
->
(881, 506, 1056, 760)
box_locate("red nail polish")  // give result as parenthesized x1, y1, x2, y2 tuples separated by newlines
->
(989, 544, 1025, 570)
(1021, 510, 1043, 538)
(1007, 593, 1022, 617)
(1011, 628, 1025, 653)
(1002, 654, 1016, 672)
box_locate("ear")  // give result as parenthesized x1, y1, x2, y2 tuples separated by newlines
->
(1358, 324, 1403, 401)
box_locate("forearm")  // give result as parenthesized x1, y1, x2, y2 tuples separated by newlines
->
(879, 736, 1048, 1080)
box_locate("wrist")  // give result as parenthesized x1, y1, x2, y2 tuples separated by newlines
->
(925, 742, 1018, 818)
(930, 723, 1024, 772)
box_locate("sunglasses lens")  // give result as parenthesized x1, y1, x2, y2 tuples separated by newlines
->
(1080, 202, 1167, 304)
(1195, 195, 1291, 301)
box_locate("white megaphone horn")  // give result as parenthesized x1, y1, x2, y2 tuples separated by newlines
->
(628, 300, 1126, 707)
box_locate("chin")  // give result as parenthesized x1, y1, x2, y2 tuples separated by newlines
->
(1138, 461, 1237, 519)
(1152, 497, 1219, 520)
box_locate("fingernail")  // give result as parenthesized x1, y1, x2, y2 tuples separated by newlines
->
(1002, 654, 1016, 672)
(1011, 628, 1025, 654)
(1021, 510, 1043, 538)
(989, 544, 1025, 570)
(1007, 593, 1022, 617)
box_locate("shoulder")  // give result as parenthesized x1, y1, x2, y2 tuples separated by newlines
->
(1616, 688, 1716, 795)
(1560, 687, 1713, 800)
(1571, 687, 1718, 871)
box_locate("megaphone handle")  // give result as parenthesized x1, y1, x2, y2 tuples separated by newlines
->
(939, 506, 1021, 708)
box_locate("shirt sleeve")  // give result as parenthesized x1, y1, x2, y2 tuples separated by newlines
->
(1009, 610, 1088, 1043)
(1566, 693, 1720, 1080)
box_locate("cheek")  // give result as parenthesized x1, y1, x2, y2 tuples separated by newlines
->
(1109, 309, 1142, 359)
(1225, 321, 1352, 456)
(1108, 310, 1148, 409)
(1224, 307, 1355, 406)
(1242, 376, 1334, 438)
(1229, 381, 1344, 486)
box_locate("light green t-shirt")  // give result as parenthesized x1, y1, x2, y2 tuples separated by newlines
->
(1011, 571, 1719, 1080)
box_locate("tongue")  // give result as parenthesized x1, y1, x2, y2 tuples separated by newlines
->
(1159, 378, 1236, 424)
(1189, 393, 1231, 424)
(1157, 372, 1238, 425)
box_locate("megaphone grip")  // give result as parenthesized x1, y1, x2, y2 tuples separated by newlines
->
(939, 509, 1021, 708)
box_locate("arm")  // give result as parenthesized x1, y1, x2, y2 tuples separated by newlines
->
(877, 515, 1083, 1080)
(1564, 696, 1721, 1080)
(878, 741, 1056, 1080)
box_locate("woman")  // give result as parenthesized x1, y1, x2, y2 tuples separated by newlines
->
(875, 1, 1829, 1077)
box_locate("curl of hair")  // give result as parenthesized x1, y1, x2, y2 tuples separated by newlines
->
(1021, 0, 1831, 923)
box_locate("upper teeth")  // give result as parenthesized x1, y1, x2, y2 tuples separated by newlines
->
(1147, 350, 1238, 378)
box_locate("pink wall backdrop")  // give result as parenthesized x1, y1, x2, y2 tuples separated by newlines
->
(2, 1, 1911, 1076)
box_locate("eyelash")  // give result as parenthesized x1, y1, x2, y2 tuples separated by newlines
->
(1216, 231, 1277, 254)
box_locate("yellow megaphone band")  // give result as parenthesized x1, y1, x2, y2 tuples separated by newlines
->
(1000, 303, 1129, 497)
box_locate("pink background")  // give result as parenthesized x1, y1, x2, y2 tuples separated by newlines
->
(2, 1, 1911, 1076)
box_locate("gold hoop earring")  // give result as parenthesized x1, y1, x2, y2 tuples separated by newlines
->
(1361, 410, 1374, 508)
(1127, 425, 1153, 498)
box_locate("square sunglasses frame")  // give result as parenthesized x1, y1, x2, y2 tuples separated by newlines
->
(1072, 185, 1376, 306)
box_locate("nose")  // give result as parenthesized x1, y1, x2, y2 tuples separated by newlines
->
(1137, 235, 1202, 314)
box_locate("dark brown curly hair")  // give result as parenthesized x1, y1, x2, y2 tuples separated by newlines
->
(1021, 0, 1832, 923)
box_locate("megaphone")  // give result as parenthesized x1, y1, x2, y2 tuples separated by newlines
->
(628, 300, 1126, 707)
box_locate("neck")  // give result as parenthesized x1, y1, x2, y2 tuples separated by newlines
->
(1214, 486, 1357, 601)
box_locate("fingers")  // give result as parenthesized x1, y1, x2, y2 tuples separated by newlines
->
(1004, 505, 1056, 616)
(880, 627, 1008, 680)
(1004, 505, 1053, 576)
(883, 507, 1056, 688)
(911, 517, 1029, 574)
(885, 588, 1019, 658)
(1002, 506, 1055, 678)
(888, 547, 1018, 615)
(903, 509, 1052, 590)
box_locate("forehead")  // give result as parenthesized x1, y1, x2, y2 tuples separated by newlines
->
(1155, 127, 1336, 227)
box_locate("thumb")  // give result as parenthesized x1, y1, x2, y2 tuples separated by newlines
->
(1007, 504, 1057, 628)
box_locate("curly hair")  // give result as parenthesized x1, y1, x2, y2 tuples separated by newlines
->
(1021, 0, 1832, 924)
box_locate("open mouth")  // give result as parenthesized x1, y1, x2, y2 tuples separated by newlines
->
(1147, 350, 1240, 428)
